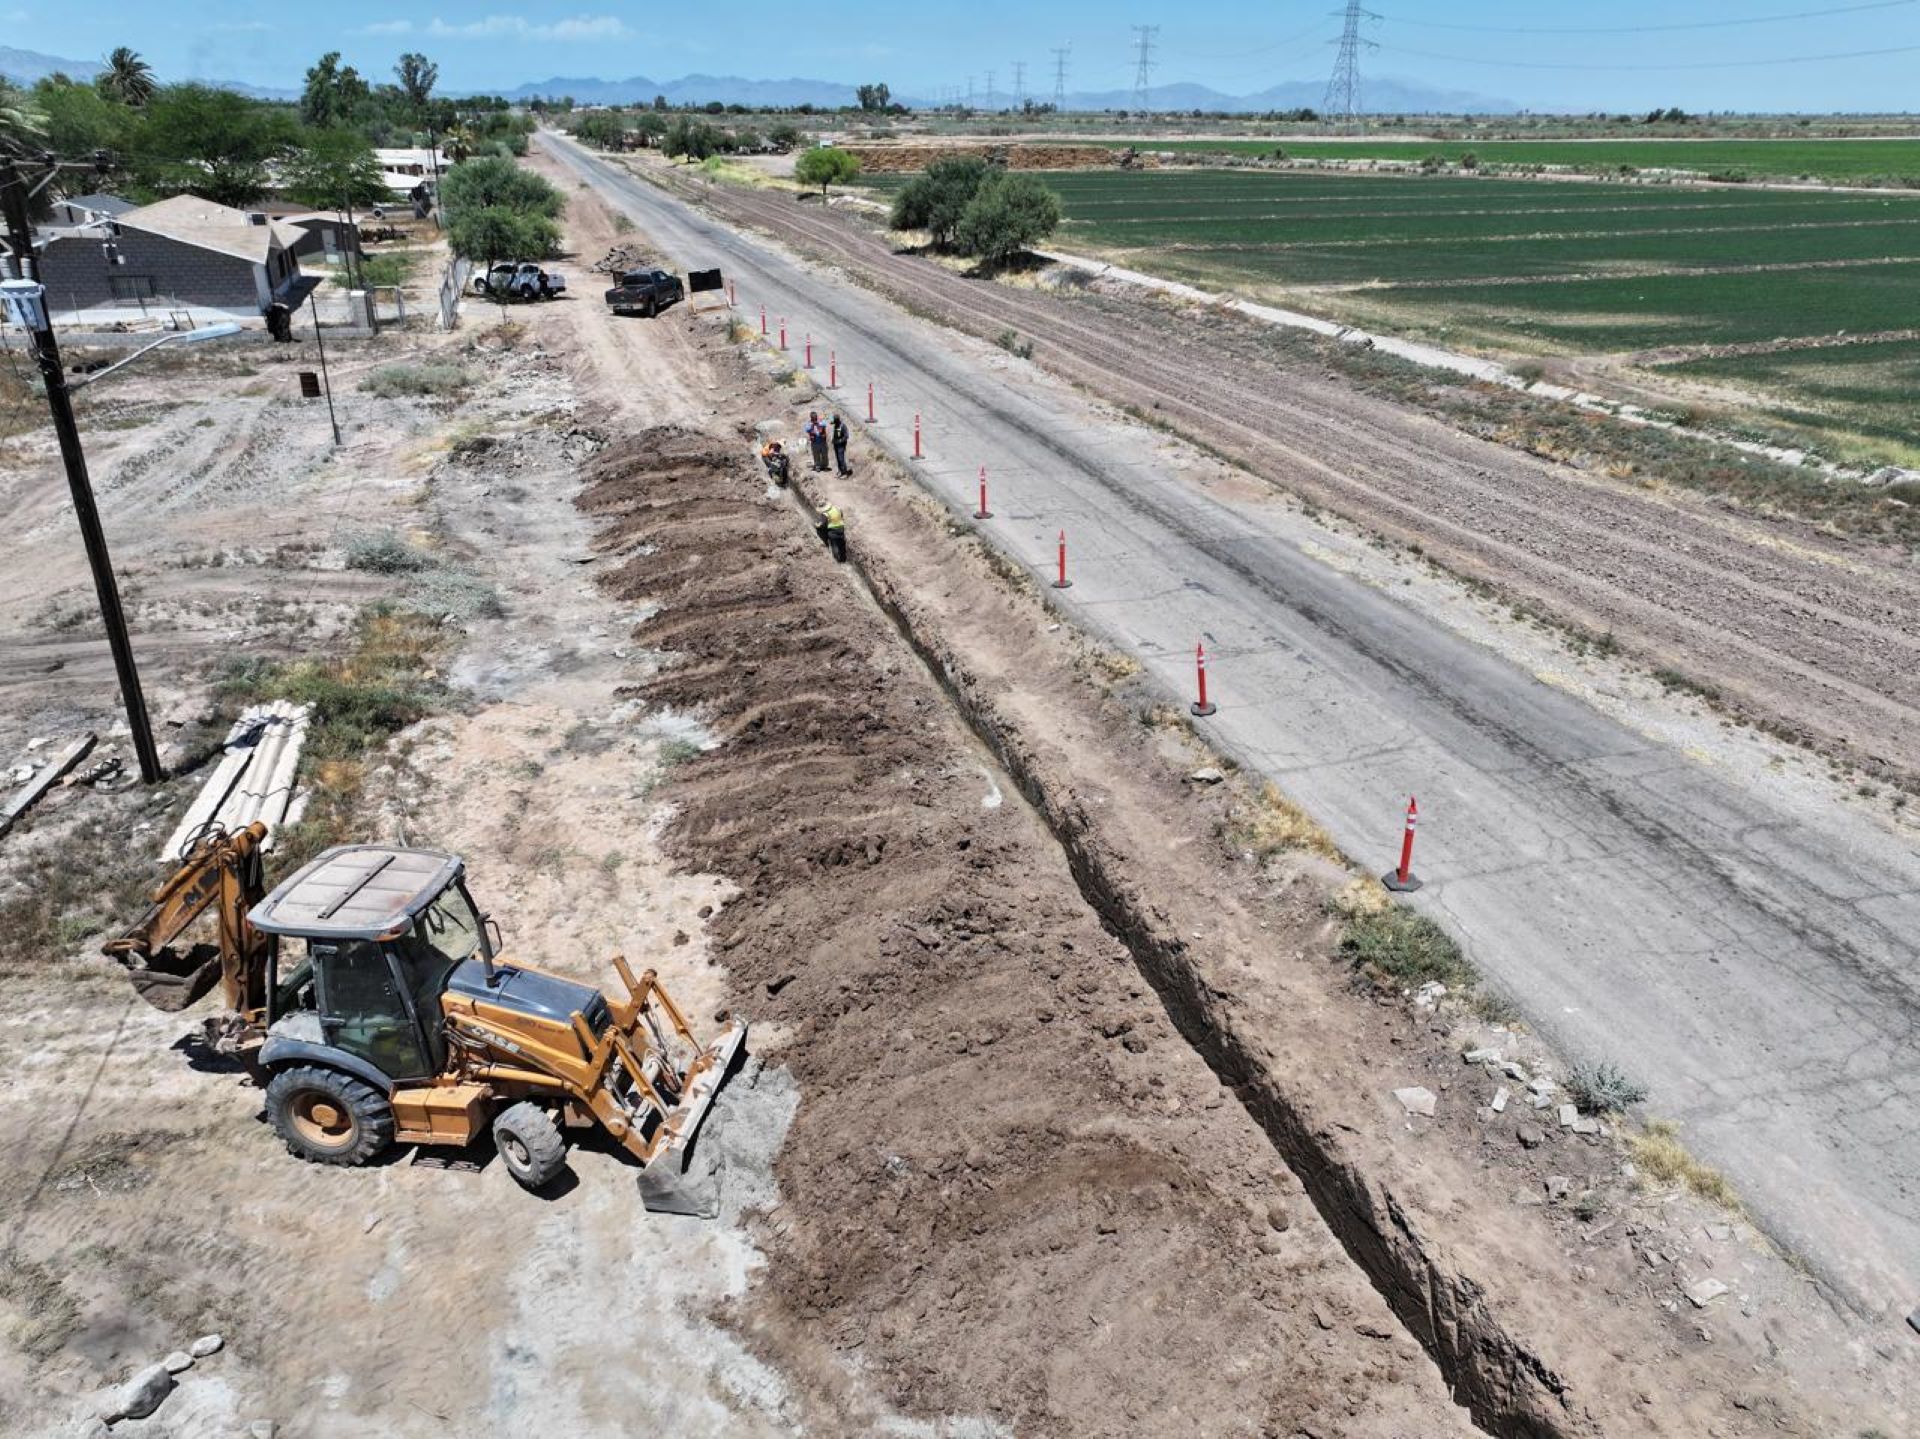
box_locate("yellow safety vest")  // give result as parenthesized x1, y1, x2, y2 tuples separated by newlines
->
(823, 505, 845, 531)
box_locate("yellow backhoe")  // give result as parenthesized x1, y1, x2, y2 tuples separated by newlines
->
(104, 823, 746, 1213)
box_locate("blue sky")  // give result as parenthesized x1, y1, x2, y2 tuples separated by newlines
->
(10, 1, 1918, 109)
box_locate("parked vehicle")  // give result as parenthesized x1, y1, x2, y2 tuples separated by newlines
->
(472, 261, 565, 301)
(604, 268, 685, 318)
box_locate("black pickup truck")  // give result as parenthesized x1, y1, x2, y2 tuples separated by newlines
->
(603, 268, 685, 317)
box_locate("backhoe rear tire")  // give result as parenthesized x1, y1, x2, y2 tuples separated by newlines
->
(493, 1102, 567, 1190)
(266, 1065, 393, 1168)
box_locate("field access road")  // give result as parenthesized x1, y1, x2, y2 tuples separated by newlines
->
(542, 131, 1920, 1317)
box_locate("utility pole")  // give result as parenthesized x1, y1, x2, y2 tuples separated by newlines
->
(1052, 46, 1071, 111)
(1131, 25, 1159, 115)
(0, 158, 164, 783)
(1324, 1, 1377, 131)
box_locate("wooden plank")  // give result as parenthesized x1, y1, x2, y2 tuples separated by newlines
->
(0, 734, 96, 840)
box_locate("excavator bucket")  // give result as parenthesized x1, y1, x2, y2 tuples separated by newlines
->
(121, 944, 225, 1012)
(103, 823, 270, 1015)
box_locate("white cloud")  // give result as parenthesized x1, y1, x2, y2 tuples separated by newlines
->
(362, 13, 629, 40)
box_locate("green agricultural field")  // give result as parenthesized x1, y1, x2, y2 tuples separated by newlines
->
(1097, 137, 1920, 185)
(858, 164, 1920, 459)
(1655, 339, 1920, 463)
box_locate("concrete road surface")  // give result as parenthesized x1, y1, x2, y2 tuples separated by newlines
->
(543, 132, 1920, 1316)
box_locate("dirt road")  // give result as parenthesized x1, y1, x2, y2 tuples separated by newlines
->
(540, 131, 1920, 1317)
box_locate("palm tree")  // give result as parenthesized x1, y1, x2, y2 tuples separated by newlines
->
(101, 47, 157, 107)
(443, 124, 477, 164)
(0, 78, 47, 159)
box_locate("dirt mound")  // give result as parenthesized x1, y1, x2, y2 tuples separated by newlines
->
(577, 427, 1467, 1437)
(840, 142, 1128, 173)
(591, 243, 655, 275)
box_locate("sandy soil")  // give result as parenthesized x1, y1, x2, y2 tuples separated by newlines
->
(649, 169, 1920, 787)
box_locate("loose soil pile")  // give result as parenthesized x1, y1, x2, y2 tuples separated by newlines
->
(576, 426, 1471, 1437)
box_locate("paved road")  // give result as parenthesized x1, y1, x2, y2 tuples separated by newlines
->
(544, 133, 1920, 1315)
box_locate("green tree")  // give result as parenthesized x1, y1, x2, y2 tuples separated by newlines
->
(438, 154, 564, 219)
(856, 83, 891, 112)
(633, 113, 667, 147)
(447, 205, 557, 266)
(573, 112, 628, 149)
(32, 76, 132, 162)
(889, 154, 990, 248)
(301, 52, 369, 129)
(766, 120, 801, 152)
(394, 52, 438, 118)
(794, 144, 860, 198)
(663, 117, 718, 162)
(284, 129, 388, 210)
(953, 172, 1062, 268)
(0, 77, 47, 160)
(99, 46, 156, 107)
(132, 84, 295, 207)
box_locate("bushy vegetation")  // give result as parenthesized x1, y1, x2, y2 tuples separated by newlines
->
(440, 155, 564, 265)
(1338, 906, 1477, 991)
(357, 363, 472, 398)
(0, 46, 531, 214)
(795, 144, 861, 197)
(1566, 1062, 1648, 1114)
(888, 158, 1064, 267)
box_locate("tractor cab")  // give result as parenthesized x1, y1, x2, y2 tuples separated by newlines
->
(248, 844, 489, 1085)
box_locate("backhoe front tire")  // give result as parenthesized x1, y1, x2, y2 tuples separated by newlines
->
(493, 1102, 567, 1191)
(266, 1065, 393, 1168)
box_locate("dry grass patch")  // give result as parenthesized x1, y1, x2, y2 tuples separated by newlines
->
(1629, 1118, 1742, 1209)
(1228, 780, 1341, 861)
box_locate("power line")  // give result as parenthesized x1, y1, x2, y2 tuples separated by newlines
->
(1324, 2, 1378, 128)
(1377, 0, 1914, 35)
(1378, 38, 1920, 69)
(1052, 45, 1071, 109)
(1131, 24, 1159, 113)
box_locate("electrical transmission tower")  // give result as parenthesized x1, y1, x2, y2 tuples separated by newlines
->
(966, 75, 975, 109)
(1052, 46, 1070, 110)
(985, 69, 996, 109)
(1131, 25, 1158, 114)
(1323, 1, 1377, 130)
(1012, 60, 1027, 108)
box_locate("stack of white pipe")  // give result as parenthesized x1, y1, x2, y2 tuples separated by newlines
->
(157, 701, 312, 862)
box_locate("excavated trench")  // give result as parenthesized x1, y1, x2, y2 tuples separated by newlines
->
(778, 460, 1585, 1439)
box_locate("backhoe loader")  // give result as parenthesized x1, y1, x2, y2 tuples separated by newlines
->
(104, 823, 746, 1212)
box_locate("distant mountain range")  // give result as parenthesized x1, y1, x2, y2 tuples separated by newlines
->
(0, 45, 298, 100)
(1, 45, 1514, 115)
(498, 72, 1518, 115)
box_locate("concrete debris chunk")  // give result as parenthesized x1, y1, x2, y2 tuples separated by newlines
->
(162, 1350, 193, 1374)
(1500, 1060, 1529, 1081)
(249, 1424, 279, 1439)
(1462, 1047, 1500, 1065)
(1186, 766, 1225, 785)
(1686, 1277, 1730, 1308)
(104, 1363, 172, 1422)
(1558, 1103, 1579, 1129)
(1516, 1123, 1545, 1149)
(189, 1333, 224, 1358)
(1545, 1175, 1573, 1203)
(1573, 1117, 1602, 1135)
(1490, 1086, 1509, 1114)
(1393, 1086, 1437, 1118)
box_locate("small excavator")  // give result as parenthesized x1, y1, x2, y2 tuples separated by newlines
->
(104, 823, 747, 1213)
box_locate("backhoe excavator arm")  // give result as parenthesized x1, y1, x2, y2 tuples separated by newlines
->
(103, 821, 272, 1015)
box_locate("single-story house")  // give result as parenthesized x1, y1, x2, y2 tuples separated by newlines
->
(51, 192, 136, 227)
(254, 205, 363, 261)
(35, 193, 307, 316)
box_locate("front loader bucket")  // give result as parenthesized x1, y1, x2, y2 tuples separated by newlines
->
(636, 1020, 747, 1218)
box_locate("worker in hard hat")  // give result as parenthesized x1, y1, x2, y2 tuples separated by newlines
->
(815, 503, 847, 563)
(760, 439, 790, 487)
